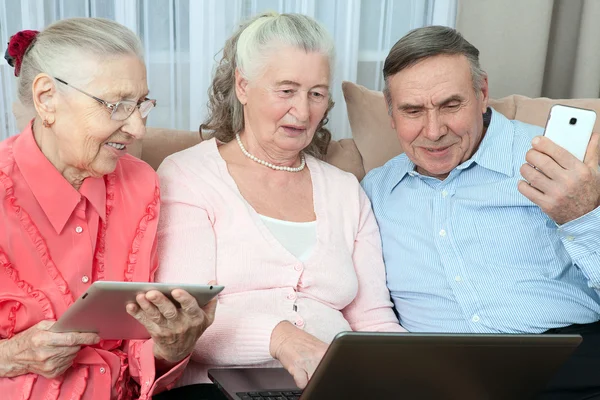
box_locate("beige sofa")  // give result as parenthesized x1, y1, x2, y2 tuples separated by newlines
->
(13, 81, 600, 178)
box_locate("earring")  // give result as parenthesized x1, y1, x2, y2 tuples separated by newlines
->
(42, 119, 51, 128)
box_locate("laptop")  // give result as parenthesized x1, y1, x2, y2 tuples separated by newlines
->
(209, 331, 581, 400)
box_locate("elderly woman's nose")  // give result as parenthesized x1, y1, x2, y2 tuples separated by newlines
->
(291, 94, 310, 122)
(121, 109, 146, 139)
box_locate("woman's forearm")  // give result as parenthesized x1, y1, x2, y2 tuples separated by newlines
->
(0, 338, 27, 378)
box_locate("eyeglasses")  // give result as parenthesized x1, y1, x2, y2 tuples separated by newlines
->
(54, 77, 156, 121)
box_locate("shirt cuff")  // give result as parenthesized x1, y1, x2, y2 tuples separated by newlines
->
(557, 206, 600, 287)
(136, 339, 190, 399)
(557, 205, 600, 259)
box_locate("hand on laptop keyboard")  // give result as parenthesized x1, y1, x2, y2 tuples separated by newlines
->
(269, 321, 328, 388)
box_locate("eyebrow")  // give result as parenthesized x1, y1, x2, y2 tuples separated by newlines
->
(118, 90, 150, 102)
(275, 80, 329, 90)
(397, 94, 464, 111)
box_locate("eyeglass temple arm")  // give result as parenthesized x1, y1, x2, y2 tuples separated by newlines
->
(54, 77, 111, 108)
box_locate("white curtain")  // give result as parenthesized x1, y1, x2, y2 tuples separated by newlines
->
(0, 0, 456, 141)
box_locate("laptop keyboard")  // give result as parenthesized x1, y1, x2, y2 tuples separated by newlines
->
(236, 390, 303, 400)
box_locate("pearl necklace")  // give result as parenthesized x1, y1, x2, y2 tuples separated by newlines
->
(235, 133, 306, 172)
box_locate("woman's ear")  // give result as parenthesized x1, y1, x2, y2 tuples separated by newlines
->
(234, 68, 249, 106)
(32, 73, 57, 124)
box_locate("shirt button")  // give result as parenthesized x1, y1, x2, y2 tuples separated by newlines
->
(566, 236, 575, 242)
(99, 367, 106, 374)
(81, 275, 90, 283)
(442, 190, 448, 198)
(287, 292, 297, 300)
(408, 172, 416, 177)
(472, 315, 480, 323)
(75, 226, 83, 234)
(439, 229, 447, 237)
(294, 265, 303, 272)
(295, 318, 305, 327)
(454, 276, 462, 282)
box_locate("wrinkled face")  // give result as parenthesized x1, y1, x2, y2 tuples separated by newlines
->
(386, 54, 489, 180)
(52, 55, 148, 177)
(237, 47, 331, 153)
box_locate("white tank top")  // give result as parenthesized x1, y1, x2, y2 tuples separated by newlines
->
(259, 214, 317, 262)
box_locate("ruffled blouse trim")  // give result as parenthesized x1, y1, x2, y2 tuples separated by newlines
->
(70, 366, 89, 400)
(19, 375, 36, 400)
(0, 171, 73, 308)
(5, 301, 22, 338)
(42, 376, 63, 400)
(93, 173, 116, 282)
(114, 348, 139, 400)
(125, 184, 160, 282)
(0, 247, 55, 320)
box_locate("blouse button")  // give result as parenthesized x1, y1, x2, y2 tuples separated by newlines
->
(287, 292, 297, 300)
(81, 275, 90, 283)
(75, 226, 83, 234)
(99, 367, 106, 374)
(295, 318, 305, 327)
(294, 265, 303, 272)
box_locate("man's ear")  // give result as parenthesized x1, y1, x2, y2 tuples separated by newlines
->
(385, 92, 396, 130)
(32, 74, 58, 124)
(479, 74, 489, 113)
(235, 69, 249, 106)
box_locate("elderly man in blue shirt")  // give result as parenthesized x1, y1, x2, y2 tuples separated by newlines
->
(361, 26, 600, 400)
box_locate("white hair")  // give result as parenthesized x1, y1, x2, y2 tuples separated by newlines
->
(235, 12, 335, 81)
(17, 17, 144, 109)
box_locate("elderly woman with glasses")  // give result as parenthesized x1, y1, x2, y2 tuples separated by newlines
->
(0, 18, 216, 400)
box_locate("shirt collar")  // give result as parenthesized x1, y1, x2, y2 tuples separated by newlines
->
(13, 122, 106, 234)
(458, 107, 515, 177)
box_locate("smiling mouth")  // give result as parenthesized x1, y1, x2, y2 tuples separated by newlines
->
(105, 142, 126, 150)
(425, 147, 448, 152)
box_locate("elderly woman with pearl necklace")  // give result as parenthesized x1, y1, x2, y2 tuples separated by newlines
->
(155, 12, 405, 396)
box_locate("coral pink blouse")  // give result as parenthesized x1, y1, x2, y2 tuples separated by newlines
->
(0, 124, 186, 399)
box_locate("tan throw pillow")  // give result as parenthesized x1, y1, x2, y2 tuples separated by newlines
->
(341, 82, 401, 175)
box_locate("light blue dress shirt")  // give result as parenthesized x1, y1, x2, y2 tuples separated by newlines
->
(362, 109, 600, 333)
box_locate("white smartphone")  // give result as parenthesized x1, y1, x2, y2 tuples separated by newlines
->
(51, 281, 224, 339)
(543, 104, 596, 162)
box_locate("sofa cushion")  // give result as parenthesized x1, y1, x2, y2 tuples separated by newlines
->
(341, 81, 600, 174)
(141, 128, 202, 170)
(325, 138, 366, 181)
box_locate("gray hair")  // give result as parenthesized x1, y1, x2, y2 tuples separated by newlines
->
(17, 17, 144, 110)
(201, 12, 335, 159)
(383, 25, 486, 111)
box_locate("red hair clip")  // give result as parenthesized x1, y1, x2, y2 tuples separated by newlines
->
(4, 30, 39, 77)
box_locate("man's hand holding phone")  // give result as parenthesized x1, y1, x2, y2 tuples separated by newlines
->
(518, 132, 600, 224)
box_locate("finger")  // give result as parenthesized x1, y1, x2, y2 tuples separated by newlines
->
(201, 296, 218, 324)
(172, 290, 202, 318)
(35, 320, 57, 331)
(136, 292, 163, 321)
(525, 148, 565, 180)
(291, 367, 309, 389)
(146, 290, 179, 320)
(50, 332, 100, 347)
(532, 136, 580, 170)
(583, 132, 600, 169)
(517, 180, 547, 207)
(520, 163, 553, 195)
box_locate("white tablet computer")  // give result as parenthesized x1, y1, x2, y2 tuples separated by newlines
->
(51, 281, 224, 340)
